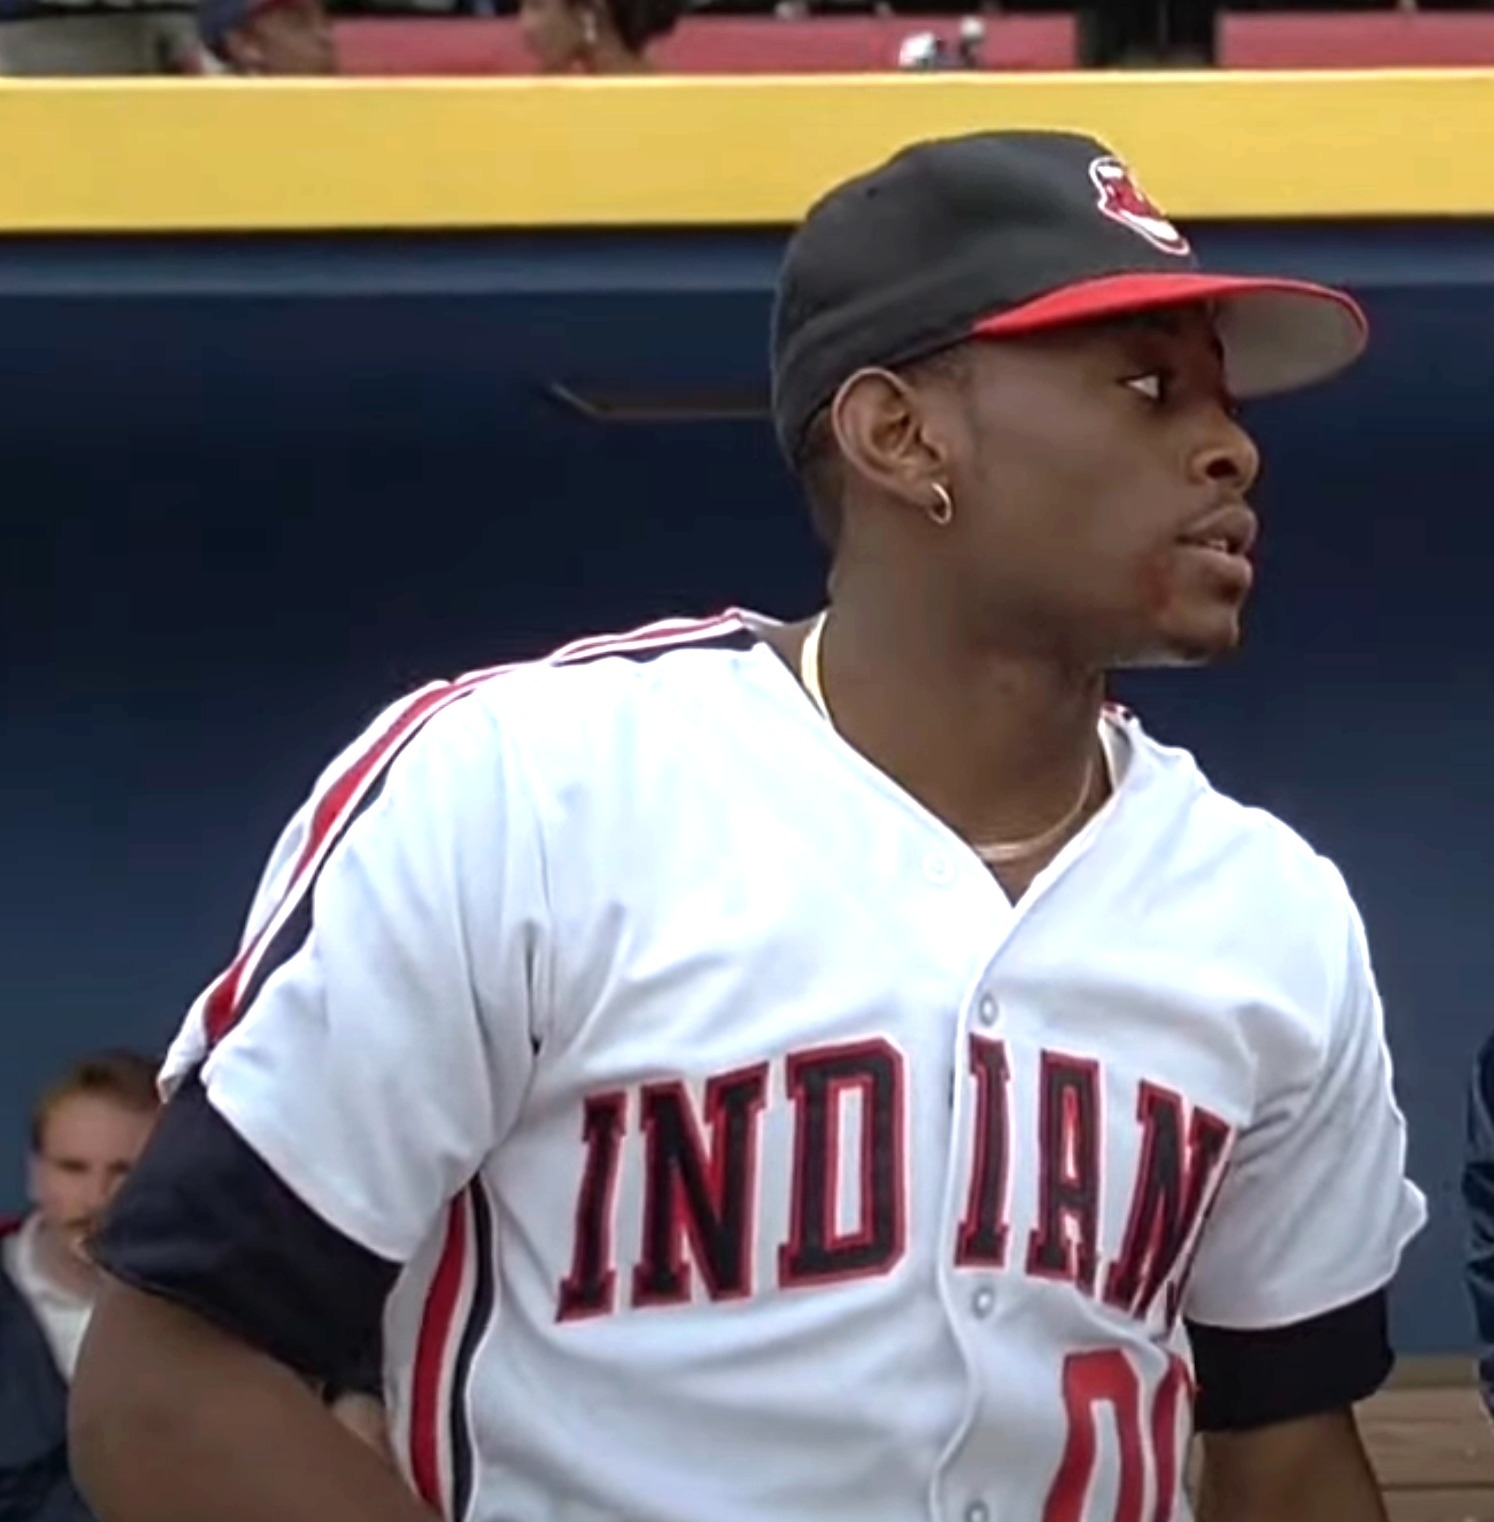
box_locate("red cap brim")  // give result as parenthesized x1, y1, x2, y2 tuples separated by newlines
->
(969, 271, 1368, 399)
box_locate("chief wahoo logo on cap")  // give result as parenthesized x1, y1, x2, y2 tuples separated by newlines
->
(1090, 157, 1192, 258)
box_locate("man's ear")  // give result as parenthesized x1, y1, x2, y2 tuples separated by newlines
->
(830, 365, 952, 509)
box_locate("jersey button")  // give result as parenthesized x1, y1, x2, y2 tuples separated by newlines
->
(964, 1502, 991, 1522)
(971, 1286, 995, 1319)
(977, 995, 998, 1027)
(923, 851, 954, 886)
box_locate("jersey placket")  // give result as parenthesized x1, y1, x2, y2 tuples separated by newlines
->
(925, 789, 1123, 1522)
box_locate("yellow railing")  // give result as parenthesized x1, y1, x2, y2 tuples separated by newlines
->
(1, 70, 1492, 233)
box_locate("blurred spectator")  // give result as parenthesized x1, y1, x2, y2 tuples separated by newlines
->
(197, 0, 336, 73)
(0, 4, 195, 73)
(897, 16, 984, 70)
(1, 1051, 161, 1522)
(0, 1048, 388, 1516)
(518, 0, 683, 73)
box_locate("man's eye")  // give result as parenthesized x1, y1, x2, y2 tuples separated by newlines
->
(1122, 371, 1167, 403)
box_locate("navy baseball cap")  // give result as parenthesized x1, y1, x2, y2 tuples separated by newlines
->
(770, 130, 1368, 461)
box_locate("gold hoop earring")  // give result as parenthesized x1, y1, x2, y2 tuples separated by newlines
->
(928, 482, 955, 527)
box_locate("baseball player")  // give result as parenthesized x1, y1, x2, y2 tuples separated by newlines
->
(72, 130, 1425, 1522)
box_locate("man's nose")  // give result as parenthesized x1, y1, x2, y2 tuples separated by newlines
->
(1193, 417, 1261, 496)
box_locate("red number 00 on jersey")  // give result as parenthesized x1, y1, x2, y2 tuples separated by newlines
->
(1042, 1349, 1193, 1522)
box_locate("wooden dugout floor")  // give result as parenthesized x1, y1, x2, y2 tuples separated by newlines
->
(1361, 1361, 1494, 1522)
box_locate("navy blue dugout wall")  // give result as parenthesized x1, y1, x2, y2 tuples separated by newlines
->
(4, 223, 1491, 1354)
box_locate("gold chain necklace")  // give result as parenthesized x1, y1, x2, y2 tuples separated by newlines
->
(797, 611, 1096, 866)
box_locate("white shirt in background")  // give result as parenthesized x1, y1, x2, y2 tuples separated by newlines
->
(3, 1214, 94, 1381)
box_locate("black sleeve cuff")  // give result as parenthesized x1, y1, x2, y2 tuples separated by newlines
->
(1187, 1289, 1393, 1433)
(91, 1071, 399, 1386)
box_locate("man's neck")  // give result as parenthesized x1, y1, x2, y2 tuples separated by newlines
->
(808, 589, 1109, 853)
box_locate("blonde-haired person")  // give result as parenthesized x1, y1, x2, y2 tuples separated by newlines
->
(1, 1051, 161, 1522)
(0, 1050, 387, 1522)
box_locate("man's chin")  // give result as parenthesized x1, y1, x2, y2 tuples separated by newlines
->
(65, 1228, 99, 1263)
(1113, 617, 1243, 671)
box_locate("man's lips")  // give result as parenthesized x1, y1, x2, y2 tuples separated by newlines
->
(1177, 500, 1258, 559)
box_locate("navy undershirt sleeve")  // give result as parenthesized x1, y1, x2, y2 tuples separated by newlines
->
(1188, 1290, 1393, 1432)
(91, 1072, 398, 1389)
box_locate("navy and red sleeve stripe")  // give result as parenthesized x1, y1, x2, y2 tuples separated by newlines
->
(200, 681, 480, 1049)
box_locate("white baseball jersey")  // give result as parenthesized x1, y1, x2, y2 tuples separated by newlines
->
(159, 610, 1426, 1522)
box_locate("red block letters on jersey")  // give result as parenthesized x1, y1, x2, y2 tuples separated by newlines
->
(555, 1037, 1233, 1330)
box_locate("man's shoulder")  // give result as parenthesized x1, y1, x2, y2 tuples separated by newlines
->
(1123, 711, 1355, 929)
(1122, 718, 1371, 1074)
(285, 609, 772, 848)
(467, 609, 761, 697)
(0, 1219, 78, 1522)
(0, 1214, 26, 1283)
(449, 609, 769, 749)
(1473, 1031, 1494, 1126)
(0, 1217, 33, 1302)
(0, 1220, 42, 1330)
